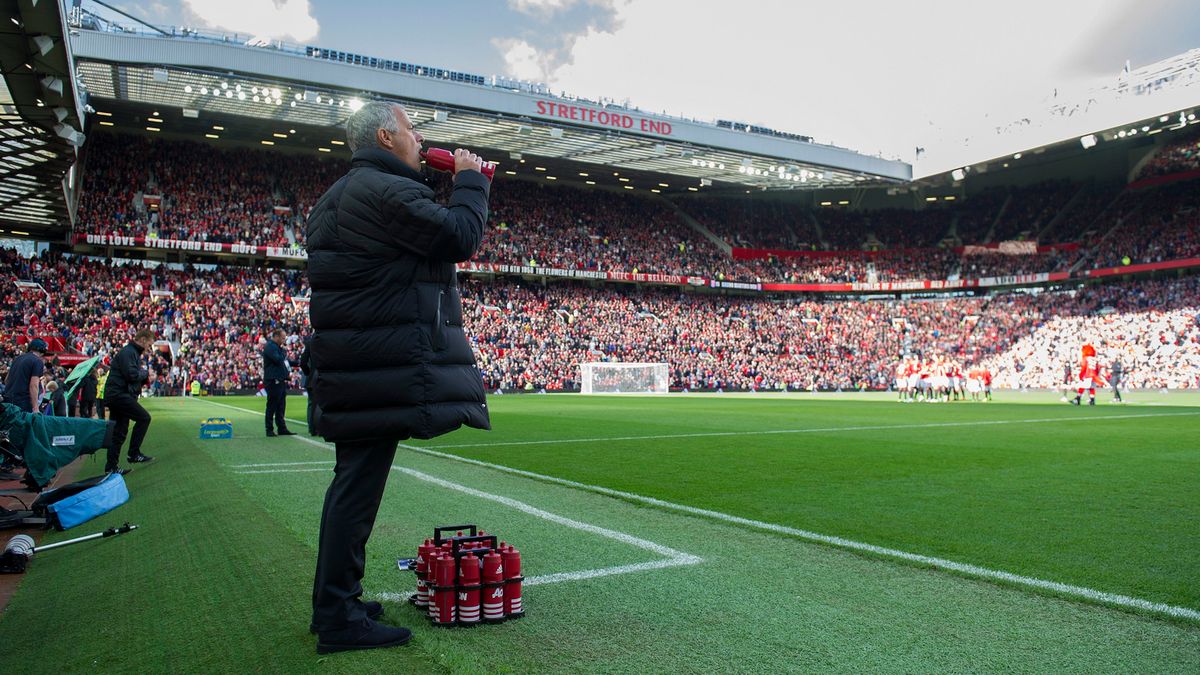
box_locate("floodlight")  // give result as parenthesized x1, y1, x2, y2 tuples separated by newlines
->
(1079, 134, 1098, 149)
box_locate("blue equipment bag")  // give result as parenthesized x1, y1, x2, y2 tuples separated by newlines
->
(45, 472, 129, 530)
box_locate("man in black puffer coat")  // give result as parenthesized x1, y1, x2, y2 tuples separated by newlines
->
(306, 101, 490, 654)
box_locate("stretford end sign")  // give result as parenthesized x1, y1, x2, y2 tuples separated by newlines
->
(534, 100, 674, 136)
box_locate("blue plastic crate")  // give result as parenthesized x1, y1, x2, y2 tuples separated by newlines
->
(199, 417, 233, 439)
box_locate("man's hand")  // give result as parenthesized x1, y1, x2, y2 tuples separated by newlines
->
(453, 148, 484, 176)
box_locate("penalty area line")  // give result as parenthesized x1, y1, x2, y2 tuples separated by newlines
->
(400, 443, 1200, 623)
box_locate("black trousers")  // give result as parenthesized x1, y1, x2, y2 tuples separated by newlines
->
(265, 379, 288, 433)
(306, 391, 319, 435)
(107, 395, 151, 460)
(80, 398, 95, 419)
(95, 398, 106, 420)
(312, 438, 398, 631)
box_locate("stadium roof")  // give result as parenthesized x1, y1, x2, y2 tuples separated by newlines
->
(0, 0, 85, 237)
(69, 25, 913, 193)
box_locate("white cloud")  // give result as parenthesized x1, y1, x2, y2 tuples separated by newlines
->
(511, 0, 1142, 162)
(508, 0, 576, 17)
(494, 38, 551, 82)
(182, 0, 319, 43)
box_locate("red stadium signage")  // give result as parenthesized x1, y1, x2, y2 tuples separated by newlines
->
(533, 100, 674, 136)
(761, 272, 1069, 293)
(1086, 257, 1200, 278)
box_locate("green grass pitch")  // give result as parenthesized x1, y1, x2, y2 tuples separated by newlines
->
(1, 391, 1198, 672)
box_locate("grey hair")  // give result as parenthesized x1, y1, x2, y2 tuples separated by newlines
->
(345, 101, 403, 152)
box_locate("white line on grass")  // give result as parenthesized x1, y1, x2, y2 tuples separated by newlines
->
(234, 467, 331, 475)
(399, 444, 1200, 622)
(231, 460, 334, 468)
(422, 411, 1200, 449)
(219, 424, 702, 588)
(193, 397, 1200, 620)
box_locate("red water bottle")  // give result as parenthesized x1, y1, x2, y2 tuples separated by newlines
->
(420, 147, 497, 181)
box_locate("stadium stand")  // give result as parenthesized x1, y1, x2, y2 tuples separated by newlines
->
(73, 133, 1200, 286)
(4, 244, 1197, 393)
(1135, 131, 1200, 179)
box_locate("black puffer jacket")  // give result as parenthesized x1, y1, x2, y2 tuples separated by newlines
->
(104, 340, 147, 400)
(306, 148, 491, 441)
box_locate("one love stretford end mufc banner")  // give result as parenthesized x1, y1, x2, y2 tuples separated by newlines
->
(74, 233, 1200, 293)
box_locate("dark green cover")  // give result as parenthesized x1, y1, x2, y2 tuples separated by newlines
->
(0, 403, 113, 487)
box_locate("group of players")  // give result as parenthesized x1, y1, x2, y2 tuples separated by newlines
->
(892, 344, 1123, 405)
(894, 355, 993, 403)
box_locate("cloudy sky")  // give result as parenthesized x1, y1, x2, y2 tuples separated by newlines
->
(86, 0, 1200, 163)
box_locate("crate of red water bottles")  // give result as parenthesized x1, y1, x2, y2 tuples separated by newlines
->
(402, 524, 524, 627)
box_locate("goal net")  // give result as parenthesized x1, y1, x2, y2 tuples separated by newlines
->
(580, 362, 669, 394)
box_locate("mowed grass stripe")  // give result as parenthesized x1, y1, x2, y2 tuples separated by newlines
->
(0, 397, 439, 674)
(198, 395, 1200, 616)
(192, 398, 1200, 671)
(399, 395, 1200, 611)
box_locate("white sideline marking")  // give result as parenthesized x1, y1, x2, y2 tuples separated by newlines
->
(220, 427, 702, 588)
(192, 397, 1200, 620)
(423, 411, 1200, 449)
(234, 467, 330, 475)
(231, 460, 334, 468)
(401, 444, 1200, 622)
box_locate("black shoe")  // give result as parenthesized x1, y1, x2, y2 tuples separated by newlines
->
(266, 430, 277, 437)
(278, 430, 297, 436)
(106, 467, 132, 476)
(128, 453, 155, 463)
(310, 601, 383, 634)
(316, 618, 411, 655)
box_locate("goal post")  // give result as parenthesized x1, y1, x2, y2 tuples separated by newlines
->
(580, 362, 670, 394)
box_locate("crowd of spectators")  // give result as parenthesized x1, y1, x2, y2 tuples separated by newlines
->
(72, 134, 1200, 289)
(78, 133, 335, 250)
(679, 197, 821, 250)
(478, 180, 730, 276)
(953, 187, 1009, 244)
(988, 180, 1077, 242)
(3, 245, 1197, 394)
(0, 248, 308, 396)
(1086, 179, 1200, 269)
(1136, 131, 1200, 179)
(1035, 182, 1123, 244)
(979, 277, 1200, 389)
(734, 249, 961, 284)
(465, 275, 1200, 391)
(958, 249, 1082, 278)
